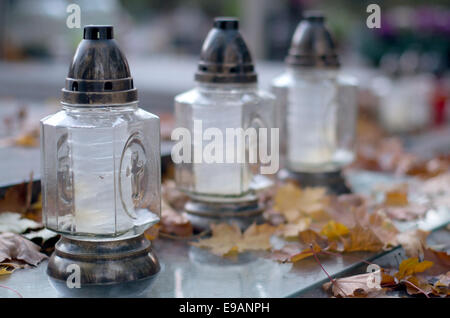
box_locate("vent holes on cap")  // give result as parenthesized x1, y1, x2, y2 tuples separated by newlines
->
(72, 82, 78, 91)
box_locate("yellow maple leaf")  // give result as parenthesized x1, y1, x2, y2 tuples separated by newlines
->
(191, 223, 276, 257)
(320, 220, 349, 240)
(273, 183, 328, 222)
(273, 182, 302, 213)
(395, 257, 434, 280)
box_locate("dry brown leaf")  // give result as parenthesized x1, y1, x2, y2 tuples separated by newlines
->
(0, 178, 33, 214)
(384, 185, 409, 206)
(422, 247, 450, 276)
(0, 232, 47, 266)
(353, 208, 399, 247)
(432, 272, 450, 296)
(323, 271, 385, 297)
(325, 194, 367, 228)
(191, 223, 275, 257)
(270, 243, 303, 263)
(405, 275, 434, 296)
(341, 224, 384, 252)
(287, 230, 336, 263)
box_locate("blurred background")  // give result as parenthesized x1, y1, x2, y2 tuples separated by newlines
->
(0, 0, 450, 184)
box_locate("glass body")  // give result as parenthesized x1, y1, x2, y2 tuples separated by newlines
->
(174, 83, 276, 202)
(40, 103, 161, 240)
(377, 74, 432, 133)
(271, 68, 357, 173)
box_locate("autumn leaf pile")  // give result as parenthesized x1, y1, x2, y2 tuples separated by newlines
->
(323, 229, 450, 297)
(188, 178, 450, 297)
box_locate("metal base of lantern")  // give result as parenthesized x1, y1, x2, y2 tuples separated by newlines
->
(47, 233, 160, 297)
(279, 169, 351, 194)
(183, 197, 265, 232)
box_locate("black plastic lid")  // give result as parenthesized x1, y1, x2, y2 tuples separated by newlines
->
(83, 25, 114, 40)
(286, 12, 340, 68)
(195, 17, 257, 84)
(62, 25, 137, 106)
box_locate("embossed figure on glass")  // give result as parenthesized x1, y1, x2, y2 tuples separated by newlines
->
(129, 150, 145, 206)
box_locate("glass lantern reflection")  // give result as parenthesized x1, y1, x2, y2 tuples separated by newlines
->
(40, 26, 160, 296)
(174, 18, 276, 229)
(271, 13, 357, 192)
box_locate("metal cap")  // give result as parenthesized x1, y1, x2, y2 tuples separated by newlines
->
(195, 17, 257, 83)
(286, 12, 340, 68)
(62, 25, 137, 106)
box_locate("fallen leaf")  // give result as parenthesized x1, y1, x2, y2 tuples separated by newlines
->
(290, 244, 322, 262)
(0, 232, 47, 266)
(341, 224, 384, 252)
(0, 212, 42, 233)
(323, 271, 385, 297)
(144, 224, 160, 241)
(353, 208, 399, 248)
(0, 266, 15, 276)
(191, 223, 275, 256)
(0, 177, 33, 214)
(277, 218, 311, 240)
(270, 243, 303, 263)
(422, 247, 450, 276)
(383, 204, 428, 221)
(384, 186, 409, 206)
(320, 220, 349, 240)
(239, 223, 277, 251)
(432, 272, 450, 296)
(395, 257, 434, 280)
(273, 183, 328, 222)
(405, 275, 433, 296)
(298, 229, 329, 248)
(325, 194, 367, 228)
(287, 230, 335, 262)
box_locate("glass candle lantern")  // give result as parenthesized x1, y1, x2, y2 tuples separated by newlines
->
(271, 13, 357, 193)
(40, 26, 161, 296)
(174, 18, 276, 230)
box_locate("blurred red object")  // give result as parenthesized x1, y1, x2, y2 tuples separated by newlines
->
(432, 77, 447, 126)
